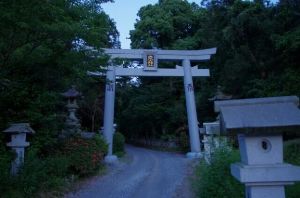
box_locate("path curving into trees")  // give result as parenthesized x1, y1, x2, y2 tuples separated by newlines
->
(65, 145, 195, 198)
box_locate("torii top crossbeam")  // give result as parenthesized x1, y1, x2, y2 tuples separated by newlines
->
(88, 48, 217, 77)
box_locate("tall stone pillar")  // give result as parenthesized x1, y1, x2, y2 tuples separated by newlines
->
(103, 66, 118, 163)
(183, 59, 201, 158)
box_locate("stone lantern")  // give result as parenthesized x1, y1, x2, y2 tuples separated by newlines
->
(62, 86, 82, 136)
(202, 85, 231, 163)
(215, 96, 300, 198)
(202, 121, 221, 163)
(208, 85, 232, 101)
(3, 123, 35, 175)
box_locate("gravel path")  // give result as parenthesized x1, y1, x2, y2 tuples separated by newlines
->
(65, 145, 196, 198)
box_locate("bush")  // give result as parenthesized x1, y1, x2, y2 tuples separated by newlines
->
(62, 134, 108, 176)
(284, 139, 300, 198)
(19, 155, 49, 197)
(113, 132, 125, 157)
(178, 132, 189, 152)
(0, 148, 70, 198)
(0, 147, 14, 196)
(193, 148, 244, 198)
(0, 134, 108, 197)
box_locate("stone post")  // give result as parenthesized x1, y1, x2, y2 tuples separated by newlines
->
(183, 59, 201, 158)
(3, 123, 35, 175)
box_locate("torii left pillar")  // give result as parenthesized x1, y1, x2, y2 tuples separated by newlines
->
(103, 66, 118, 163)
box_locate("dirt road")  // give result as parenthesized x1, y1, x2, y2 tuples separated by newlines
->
(65, 145, 196, 198)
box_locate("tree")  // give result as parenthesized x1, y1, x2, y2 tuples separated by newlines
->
(119, 0, 300, 144)
(130, 0, 201, 49)
(0, 0, 119, 150)
(120, 0, 205, 142)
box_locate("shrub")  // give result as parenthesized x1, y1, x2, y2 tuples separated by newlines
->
(95, 134, 109, 155)
(62, 134, 107, 176)
(193, 148, 244, 198)
(113, 132, 125, 157)
(18, 150, 53, 197)
(178, 132, 189, 152)
(0, 148, 70, 198)
(284, 139, 300, 198)
(0, 147, 14, 196)
(0, 134, 108, 197)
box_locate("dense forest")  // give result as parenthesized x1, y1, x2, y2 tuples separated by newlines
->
(118, 0, 300, 143)
(0, 0, 120, 140)
(0, 0, 119, 196)
(0, 0, 299, 196)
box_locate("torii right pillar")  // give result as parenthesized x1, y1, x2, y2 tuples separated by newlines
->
(183, 59, 201, 158)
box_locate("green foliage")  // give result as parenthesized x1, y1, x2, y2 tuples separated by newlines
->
(121, 0, 300, 145)
(178, 132, 190, 152)
(0, 134, 108, 197)
(113, 132, 125, 157)
(0, 0, 117, 194)
(284, 139, 300, 198)
(18, 151, 69, 197)
(117, 81, 184, 140)
(62, 135, 108, 176)
(0, 149, 69, 198)
(193, 148, 244, 198)
(130, 0, 201, 49)
(0, 147, 14, 196)
(0, 0, 119, 140)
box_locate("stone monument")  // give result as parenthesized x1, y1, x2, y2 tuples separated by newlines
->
(215, 96, 300, 198)
(3, 123, 35, 175)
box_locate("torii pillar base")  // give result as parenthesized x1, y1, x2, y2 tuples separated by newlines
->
(186, 152, 202, 159)
(104, 155, 118, 164)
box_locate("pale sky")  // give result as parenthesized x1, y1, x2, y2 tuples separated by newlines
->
(102, 0, 197, 49)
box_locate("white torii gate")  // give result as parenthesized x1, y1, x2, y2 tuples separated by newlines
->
(90, 48, 216, 162)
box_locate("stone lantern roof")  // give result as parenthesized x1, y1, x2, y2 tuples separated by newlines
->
(209, 86, 232, 101)
(214, 96, 300, 135)
(3, 123, 35, 134)
(62, 86, 81, 99)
